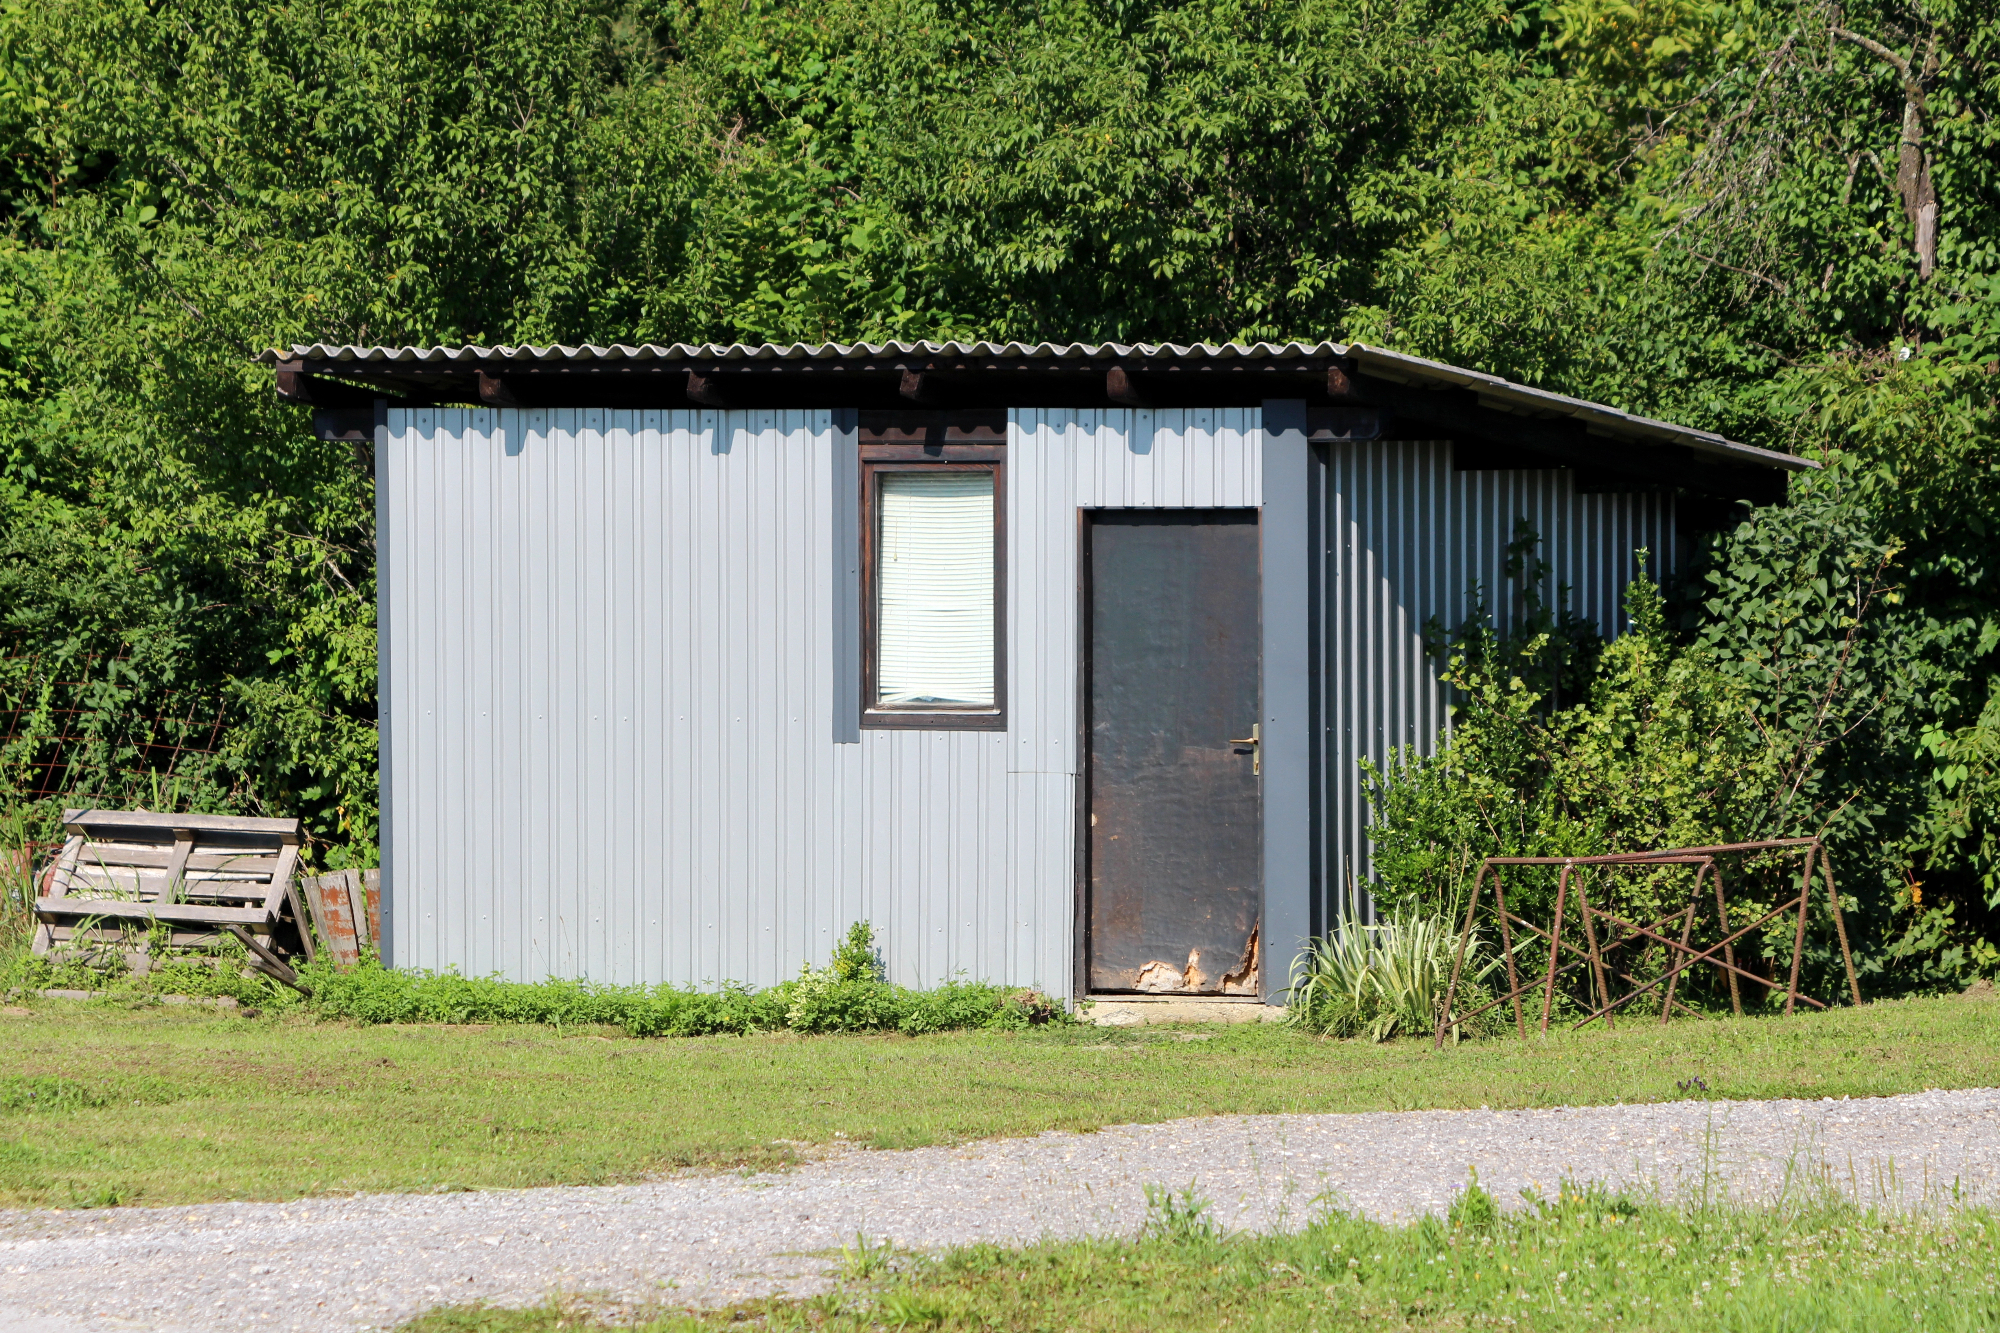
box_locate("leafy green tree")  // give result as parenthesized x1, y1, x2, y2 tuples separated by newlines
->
(0, 0, 1989, 991)
(0, 0, 723, 859)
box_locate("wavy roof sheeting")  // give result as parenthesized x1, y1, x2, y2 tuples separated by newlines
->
(262, 339, 1811, 474)
(261, 339, 1359, 364)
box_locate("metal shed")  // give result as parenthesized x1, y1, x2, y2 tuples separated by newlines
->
(266, 341, 1811, 1004)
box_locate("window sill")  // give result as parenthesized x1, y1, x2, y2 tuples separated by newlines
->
(861, 710, 1007, 732)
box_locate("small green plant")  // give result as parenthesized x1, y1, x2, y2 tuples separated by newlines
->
(784, 974, 904, 1035)
(786, 922, 892, 1033)
(1446, 1167, 1500, 1234)
(63, 1182, 126, 1209)
(1522, 1175, 1643, 1225)
(827, 922, 883, 982)
(842, 1232, 898, 1280)
(1141, 1182, 1220, 1243)
(871, 1288, 953, 1329)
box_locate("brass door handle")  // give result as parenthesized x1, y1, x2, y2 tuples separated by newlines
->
(1229, 723, 1261, 776)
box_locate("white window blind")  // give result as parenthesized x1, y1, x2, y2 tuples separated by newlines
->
(876, 471, 995, 707)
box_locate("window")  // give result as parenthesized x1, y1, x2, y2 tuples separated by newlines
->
(861, 449, 1005, 729)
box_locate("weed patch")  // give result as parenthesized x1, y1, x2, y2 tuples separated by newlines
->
(305, 963, 1068, 1040)
(2, 920, 1072, 1041)
(0, 1073, 178, 1114)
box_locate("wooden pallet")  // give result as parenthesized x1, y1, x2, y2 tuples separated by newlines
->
(33, 810, 313, 967)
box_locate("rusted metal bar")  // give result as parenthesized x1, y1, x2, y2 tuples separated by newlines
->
(1437, 875, 1688, 1041)
(1494, 875, 1805, 1006)
(1567, 894, 1828, 1028)
(1570, 926, 1827, 1029)
(1446, 837, 1855, 1042)
(1434, 863, 1489, 1048)
(1784, 843, 1816, 1016)
(1489, 867, 1527, 1039)
(1713, 860, 1743, 1015)
(1448, 948, 1703, 1031)
(1588, 896, 1815, 993)
(1445, 958, 1585, 1031)
(1454, 890, 1684, 1037)
(1540, 866, 1571, 1035)
(1476, 838, 1820, 866)
(1446, 886, 1713, 1028)
(1661, 861, 1709, 1023)
(1824, 855, 1862, 1006)
(1576, 870, 1617, 1030)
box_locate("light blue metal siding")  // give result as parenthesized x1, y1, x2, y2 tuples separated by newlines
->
(1069, 407, 1262, 508)
(1317, 441, 1679, 926)
(381, 408, 1077, 992)
(380, 407, 1675, 991)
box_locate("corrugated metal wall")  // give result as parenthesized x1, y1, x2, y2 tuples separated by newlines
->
(380, 406, 1668, 990)
(381, 407, 1079, 992)
(1069, 408, 1262, 508)
(1316, 440, 1678, 928)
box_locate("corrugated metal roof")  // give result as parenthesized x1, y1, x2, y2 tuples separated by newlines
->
(264, 338, 1343, 364)
(262, 339, 1814, 471)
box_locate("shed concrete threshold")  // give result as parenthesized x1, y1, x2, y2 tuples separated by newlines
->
(1080, 995, 1286, 1026)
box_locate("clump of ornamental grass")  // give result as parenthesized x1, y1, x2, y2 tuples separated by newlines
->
(1286, 910, 1507, 1042)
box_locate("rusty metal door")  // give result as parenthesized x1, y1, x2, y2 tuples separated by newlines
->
(1085, 510, 1262, 994)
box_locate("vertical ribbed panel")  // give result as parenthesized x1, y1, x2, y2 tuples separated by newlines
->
(1073, 408, 1261, 507)
(381, 407, 1079, 993)
(1317, 442, 1679, 927)
(1008, 411, 1083, 992)
(380, 406, 1680, 993)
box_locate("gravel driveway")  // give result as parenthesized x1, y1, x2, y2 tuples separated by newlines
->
(0, 1087, 1993, 1333)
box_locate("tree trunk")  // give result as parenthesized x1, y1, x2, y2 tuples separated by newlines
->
(1833, 25, 1942, 278)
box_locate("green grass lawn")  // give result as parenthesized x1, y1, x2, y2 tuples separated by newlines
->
(0, 993, 1991, 1209)
(404, 1187, 2000, 1333)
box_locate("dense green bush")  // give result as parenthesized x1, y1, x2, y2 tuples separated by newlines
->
(1367, 499, 1999, 999)
(297, 923, 1071, 1037)
(3, 918, 1071, 1037)
(1366, 572, 1774, 922)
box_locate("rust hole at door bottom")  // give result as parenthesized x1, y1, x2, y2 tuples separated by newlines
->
(1129, 928, 1260, 996)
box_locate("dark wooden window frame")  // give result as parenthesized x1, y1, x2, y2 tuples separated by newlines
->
(859, 443, 1007, 731)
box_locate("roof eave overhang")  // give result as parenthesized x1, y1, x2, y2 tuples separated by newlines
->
(263, 340, 1814, 500)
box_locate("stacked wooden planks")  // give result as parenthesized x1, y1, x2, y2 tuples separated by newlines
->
(33, 810, 313, 971)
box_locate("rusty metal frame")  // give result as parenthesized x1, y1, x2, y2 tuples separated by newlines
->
(1434, 838, 1862, 1048)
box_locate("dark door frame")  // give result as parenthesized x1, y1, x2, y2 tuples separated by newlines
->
(1073, 506, 1266, 999)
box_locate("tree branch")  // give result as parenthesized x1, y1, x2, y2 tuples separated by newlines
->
(1830, 26, 1911, 82)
